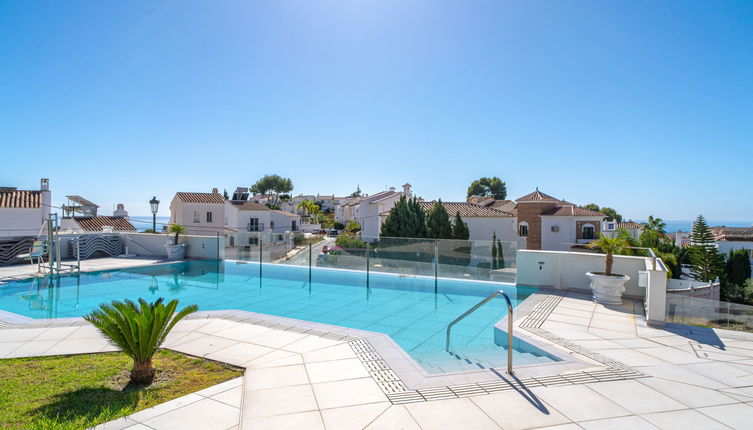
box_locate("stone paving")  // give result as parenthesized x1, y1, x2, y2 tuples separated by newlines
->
(2, 265, 753, 429)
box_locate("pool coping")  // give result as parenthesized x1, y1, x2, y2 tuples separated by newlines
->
(0, 290, 647, 402)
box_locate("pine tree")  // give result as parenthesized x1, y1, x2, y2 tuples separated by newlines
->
(690, 215, 724, 282)
(452, 211, 470, 240)
(380, 196, 427, 238)
(426, 200, 453, 239)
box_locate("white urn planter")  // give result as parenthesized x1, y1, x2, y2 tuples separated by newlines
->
(586, 272, 630, 305)
(165, 243, 186, 261)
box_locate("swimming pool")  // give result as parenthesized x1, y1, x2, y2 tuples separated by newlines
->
(0, 260, 559, 373)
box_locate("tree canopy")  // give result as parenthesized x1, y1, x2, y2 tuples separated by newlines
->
(582, 203, 622, 223)
(643, 215, 666, 234)
(425, 200, 453, 239)
(466, 177, 507, 200)
(380, 196, 427, 238)
(690, 215, 724, 282)
(452, 211, 470, 240)
(250, 174, 293, 206)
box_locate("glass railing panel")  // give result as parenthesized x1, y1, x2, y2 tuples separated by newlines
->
(667, 294, 753, 332)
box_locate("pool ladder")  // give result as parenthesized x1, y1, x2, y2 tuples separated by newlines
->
(445, 289, 514, 375)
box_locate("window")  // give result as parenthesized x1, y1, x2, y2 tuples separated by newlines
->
(193, 211, 200, 223)
(518, 223, 528, 237)
(248, 237, 259, 245)
(551, 225, 559, 233)
(292, 220, 297, 231)
(206, 211, 213, 223)
(607, 223, 615, 230)
(270, 221, 275, 230)
(249, 218, 259, 232)
(582, 224, 595, 240)
(229, 236, 235, 247)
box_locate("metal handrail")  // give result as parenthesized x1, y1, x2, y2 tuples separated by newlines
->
(445, 289, 514, 375)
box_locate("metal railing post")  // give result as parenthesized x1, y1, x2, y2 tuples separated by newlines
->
(308, 238, 312, 285)
(366, 242, 370, 292)
(445, 289, 514, 375)
(434, 241, 438, 293)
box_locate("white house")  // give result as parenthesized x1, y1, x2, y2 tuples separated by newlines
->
(224, 200, 302, 248)
(0, 178, 51, 238)
(713, 227, 753, 270)
(603, 220, 643, 240)
(377, 201, 517, 242)
(358, 184, 413, 240)
(169, 189, 226, 236)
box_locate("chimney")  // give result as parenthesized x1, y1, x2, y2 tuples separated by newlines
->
(212, 188, 218, 194)
(40, 178, 49, 191)
(402, 183, 412, 197)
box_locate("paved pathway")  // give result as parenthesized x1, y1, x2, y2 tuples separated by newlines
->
(3, 290, 753, 429)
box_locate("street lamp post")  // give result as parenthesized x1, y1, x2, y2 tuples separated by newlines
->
(149, 196, 160, 233)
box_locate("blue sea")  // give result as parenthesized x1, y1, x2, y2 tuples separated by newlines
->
(128, 216, 171, 232)
(635, 220, 753, 233)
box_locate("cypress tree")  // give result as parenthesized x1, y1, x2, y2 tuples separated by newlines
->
(380, 196, 427, 238)
(690, 215, 724, 282)
(452, 211, 470, 240)
(426, 200, 453, 239)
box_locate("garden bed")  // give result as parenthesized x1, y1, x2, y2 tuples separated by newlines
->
(0, 349, 243, 430)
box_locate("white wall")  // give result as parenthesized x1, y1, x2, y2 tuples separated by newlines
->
(170, 198, 225, 236)
(516, 250, 651, 298)
(0, 207, 49, 237)
(540, 217, 575, 251)
(463, 217, 516, 242)
(120, 232, 224, 259)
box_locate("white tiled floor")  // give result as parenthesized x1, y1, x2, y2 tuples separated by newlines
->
(3, 289, 753, 429)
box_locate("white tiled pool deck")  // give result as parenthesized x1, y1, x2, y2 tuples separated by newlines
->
(2, 260, 753, 429)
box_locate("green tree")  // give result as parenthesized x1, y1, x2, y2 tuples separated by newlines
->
(223, 189, 229, 200)
(689, 215, 724, 282)
(380, 196, 427, 238)
(426, 200, 453, 239)
(643, 215, 666, 235)
(350, 185, 362, 198)
(724, 249, 753, 301)
(586, 233, 631, 276)
(167, 224, 187, 245)
(582, 203, 622, 223)
(491, 231, 505, 269)
(452, 211, 470, 240)
(333, 221, 345, 231)
(345, 220, 361, 233)
(297, 200, 320, 220)
(639, 229, 662, 249)
(84, 298, 197, 384)
(600, 207, 623, 223)
(250, 174, 293, 206)
(466, 177, 507, 200)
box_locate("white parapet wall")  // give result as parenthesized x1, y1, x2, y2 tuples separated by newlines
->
(119, 232, 225, 260)
(516, 249, 668, 326)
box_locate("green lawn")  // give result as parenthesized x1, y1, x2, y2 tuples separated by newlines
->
(0, 349, 243, 430)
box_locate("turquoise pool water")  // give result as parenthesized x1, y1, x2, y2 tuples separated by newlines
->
(0, 261, 559, 373)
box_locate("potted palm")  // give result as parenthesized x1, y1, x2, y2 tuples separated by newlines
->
(586, 233, 631, 305)
(165, 224, 187, 260)
(84, 298, 198, 384)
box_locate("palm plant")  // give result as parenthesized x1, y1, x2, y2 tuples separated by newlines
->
(84, 298, 198, 385)
(586, 233, 631, 276)
(168, 223, 187, 245)
(643, 215, 667, 235)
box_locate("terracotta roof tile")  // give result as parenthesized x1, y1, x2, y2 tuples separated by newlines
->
(0, 189, 41, 208)
(230, 201, 270, 211)
(516, 189, 560, 202)
(73, 216, 136, 231)
(618, 221, 643, 230)
(540, 205, 605, 217)
(712, 227, 753, 242)
(175, 192, 225, 204)
(272, 210, 300, 218)
(380, 202, 513, 218)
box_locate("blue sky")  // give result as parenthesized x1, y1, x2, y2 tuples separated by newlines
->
(1, 1, 751, 220)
